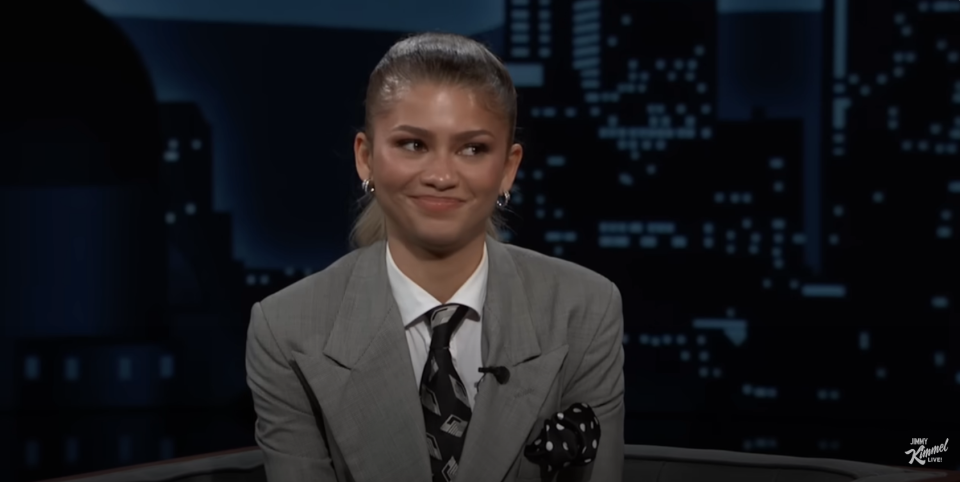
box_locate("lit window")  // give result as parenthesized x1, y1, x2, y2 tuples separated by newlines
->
(24, 356, 40, 381)
(25, 439, 40, 468)
(160, 355, 175, 379)
(118, 357, 133, 382)
(64, 357, 80, 382)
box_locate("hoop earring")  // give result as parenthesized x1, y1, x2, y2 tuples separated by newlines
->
(361, 178, 375, 194)
(496, 191, 510, 208)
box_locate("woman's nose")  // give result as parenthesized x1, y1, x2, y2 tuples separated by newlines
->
(421, 153, 458, 188)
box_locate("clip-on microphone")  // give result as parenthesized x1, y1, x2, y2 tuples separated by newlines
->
(478, 366, 510, 384)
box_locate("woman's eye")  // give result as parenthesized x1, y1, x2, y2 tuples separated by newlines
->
(399, 140, 424, 151)
(461, 144, 489, 156)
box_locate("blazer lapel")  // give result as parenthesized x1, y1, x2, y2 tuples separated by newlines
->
(457, 239, 570, 482)
(292, 240, 432, 482)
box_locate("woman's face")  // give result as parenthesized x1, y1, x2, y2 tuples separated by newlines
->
(355, 82, 522, 252)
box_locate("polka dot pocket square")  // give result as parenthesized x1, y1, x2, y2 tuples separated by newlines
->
(523, 403, 601, 474)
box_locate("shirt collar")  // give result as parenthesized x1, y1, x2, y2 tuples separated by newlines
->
(385, 242, 488, 327)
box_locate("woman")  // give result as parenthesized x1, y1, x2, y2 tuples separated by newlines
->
(246, 32, 624, 482)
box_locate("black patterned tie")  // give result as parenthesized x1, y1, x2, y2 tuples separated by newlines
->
(420, 304, 472, 482)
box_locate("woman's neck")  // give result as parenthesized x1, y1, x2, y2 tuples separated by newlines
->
(387, 234, 486, 303)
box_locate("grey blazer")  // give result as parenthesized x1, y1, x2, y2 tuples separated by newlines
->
(245, 238, 625, 482)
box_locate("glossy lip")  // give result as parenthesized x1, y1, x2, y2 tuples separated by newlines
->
(409, 195, 465, 213)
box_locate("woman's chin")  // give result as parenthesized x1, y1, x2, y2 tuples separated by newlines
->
(415, 232, 467, 250)
(410, 222, 479, 250)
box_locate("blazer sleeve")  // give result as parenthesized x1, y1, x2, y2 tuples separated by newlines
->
(246, 301, 339, 481)
(558, 281, 625, 482)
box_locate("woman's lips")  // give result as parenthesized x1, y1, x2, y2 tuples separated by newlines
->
(410, 196, 465, 212)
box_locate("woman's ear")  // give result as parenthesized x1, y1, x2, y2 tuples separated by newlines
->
(354, 132, 372, 181)
(501, 142, 523, 193)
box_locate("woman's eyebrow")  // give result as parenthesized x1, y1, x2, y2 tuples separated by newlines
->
(392, 125, 494, 141)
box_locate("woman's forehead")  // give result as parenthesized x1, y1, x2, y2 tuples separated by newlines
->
(376, 83, 509, 131)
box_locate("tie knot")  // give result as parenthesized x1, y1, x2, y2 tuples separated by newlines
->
(427, 304, 468, 350)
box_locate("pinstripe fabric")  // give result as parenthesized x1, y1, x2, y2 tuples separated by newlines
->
(246, 237, 625, 482)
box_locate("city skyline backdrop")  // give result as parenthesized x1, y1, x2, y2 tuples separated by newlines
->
(1, 0, 957, 480)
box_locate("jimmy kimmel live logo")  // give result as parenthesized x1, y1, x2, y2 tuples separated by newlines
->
(905, 438, 949, 465)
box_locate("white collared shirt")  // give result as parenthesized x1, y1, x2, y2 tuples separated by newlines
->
(385, 243, 487, 408)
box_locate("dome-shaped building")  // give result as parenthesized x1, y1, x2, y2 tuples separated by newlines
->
(0, 0, 168, 410)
